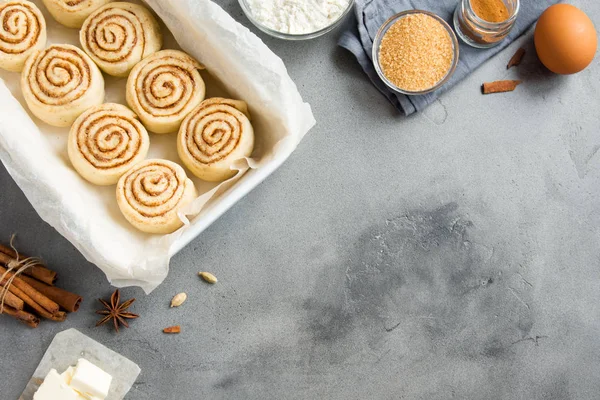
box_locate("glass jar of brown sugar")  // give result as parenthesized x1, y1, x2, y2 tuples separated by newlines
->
(453, 0, 520, 48)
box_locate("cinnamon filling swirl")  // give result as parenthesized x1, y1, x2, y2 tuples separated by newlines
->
(181, 103, 244, 164)
(137, 62, 197, 116)
(177, 98, 254, 182)
(27, 46, 91, 106)
(64, 0, 86, 8)
(76, 108, 145, 169)
(0, 1, 42, 54)
(69, 104, 147, 185)
(80, 3, 162, 77)
(84, 11, 140, 63)
(121, 161, 187, 218)
(22, 43, 105, 127)
(126, 50, 205, 134)
(41, 0, 114, 28)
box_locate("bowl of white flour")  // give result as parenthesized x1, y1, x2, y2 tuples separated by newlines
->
(239, 0, 355, 40)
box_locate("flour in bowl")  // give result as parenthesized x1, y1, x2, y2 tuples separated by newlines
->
(245, 0, 352, 34)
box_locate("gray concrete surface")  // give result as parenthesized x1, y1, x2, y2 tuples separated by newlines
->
(2, 1, 600, 399)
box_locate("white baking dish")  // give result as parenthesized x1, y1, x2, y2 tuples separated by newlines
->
(0, 0, 315, 292)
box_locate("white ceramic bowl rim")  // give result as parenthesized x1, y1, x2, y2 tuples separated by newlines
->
(238, 0, 356, 40)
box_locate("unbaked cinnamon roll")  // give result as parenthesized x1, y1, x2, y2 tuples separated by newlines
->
(116, 159, 198, 234)
(126, 49, 206, 134)
(41, 0, 113, 28)
(80, 2, 162, 77)
(68, 103, 150, 185)
(177, 98, 254, 182)
(21, 44, 105, 127)
(0, 0, 46, 72)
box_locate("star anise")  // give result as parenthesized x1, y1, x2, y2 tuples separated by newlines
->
(95, 289, 139, 333)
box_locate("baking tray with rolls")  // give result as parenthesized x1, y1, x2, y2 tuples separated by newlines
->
(0, 0, 315, 292)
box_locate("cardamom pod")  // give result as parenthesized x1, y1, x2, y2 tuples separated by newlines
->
(170, 292, 187, 307)
(199, 272, 218, 284)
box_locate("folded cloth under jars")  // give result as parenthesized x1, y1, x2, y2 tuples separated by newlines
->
(338, 0, 560, 115)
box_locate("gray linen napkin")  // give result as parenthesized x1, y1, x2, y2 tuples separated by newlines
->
(339, 0, 559, 115)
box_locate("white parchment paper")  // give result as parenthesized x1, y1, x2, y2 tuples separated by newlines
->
(0, 0, 315, 292)
(20, 328, 140, 400)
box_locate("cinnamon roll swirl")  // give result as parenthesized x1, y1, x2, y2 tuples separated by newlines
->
(21, 44, 105, 127)
(116, 159, 198, 234)
(68, 103, 150, 185)
(126, 50, 206, 134)
(80, 2, 162, 77)
(177, 98, 254, 182)
(0, 1, 46, 72)
(41, 0, 113, 28)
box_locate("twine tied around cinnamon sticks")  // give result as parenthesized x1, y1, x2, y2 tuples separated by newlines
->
(0, 236, 83, 328)
(0, 236, 42, 314)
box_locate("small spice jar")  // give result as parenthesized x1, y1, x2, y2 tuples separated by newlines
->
(453, 0, 520, 48)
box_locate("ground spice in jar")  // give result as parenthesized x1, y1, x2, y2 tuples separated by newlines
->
(378, 14, 454, 92)
(471, 0, 509, 23)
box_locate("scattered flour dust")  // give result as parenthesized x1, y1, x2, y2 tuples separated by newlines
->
(245, 0, 352, 34)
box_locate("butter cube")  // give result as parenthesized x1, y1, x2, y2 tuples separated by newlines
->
(61, 366, 76, 384)
(69, 358, 112, 400)
(76, 393, 103, 400)
(33, 369, 80, 400)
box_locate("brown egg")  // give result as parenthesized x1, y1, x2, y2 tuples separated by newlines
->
(534, 4, 597, 75)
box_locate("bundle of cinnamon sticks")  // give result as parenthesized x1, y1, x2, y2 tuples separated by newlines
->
(0, 243, 82, 328)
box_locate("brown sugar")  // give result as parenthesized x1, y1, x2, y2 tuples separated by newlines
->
(471, 0, 509, 23)
(378, 13, 454, 92)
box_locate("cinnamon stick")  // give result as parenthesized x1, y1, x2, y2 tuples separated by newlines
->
(0, 288, 24, 310)
(507, 48, 526, 69)
(481, 80, 522, 94)
(0, 280, 64, 320)
(0, 245, 57, 285)
(21, 275, 82, 312)
(0, 265, 60, 315)
(1, 305, 40, 328)
(47, 310, 67, 322)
